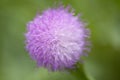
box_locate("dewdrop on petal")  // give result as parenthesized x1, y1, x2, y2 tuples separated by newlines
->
(25, 5, 90, 71)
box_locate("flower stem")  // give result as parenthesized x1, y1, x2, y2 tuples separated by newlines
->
(70, 64, 90, 80)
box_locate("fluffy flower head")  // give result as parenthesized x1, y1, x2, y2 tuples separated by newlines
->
(25, 6, 90, 71)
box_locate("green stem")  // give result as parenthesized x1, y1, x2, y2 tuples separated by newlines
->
(69, 64, 89, 80)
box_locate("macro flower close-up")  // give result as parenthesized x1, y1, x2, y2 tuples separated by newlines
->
(1, 0, 120, 80)
(25, 6, 90, 71)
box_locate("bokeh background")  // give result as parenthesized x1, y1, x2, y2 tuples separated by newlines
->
(0, 0, 120, 80)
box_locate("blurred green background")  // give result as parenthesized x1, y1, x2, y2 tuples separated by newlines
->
(0, 0, 120, 80)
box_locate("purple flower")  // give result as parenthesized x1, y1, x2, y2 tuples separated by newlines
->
(25, 6, 90, 71)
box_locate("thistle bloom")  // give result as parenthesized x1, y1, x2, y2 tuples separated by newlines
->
(25, 6, 90, 71)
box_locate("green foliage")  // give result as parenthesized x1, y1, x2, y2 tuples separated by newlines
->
(0, 0, 120, 80)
